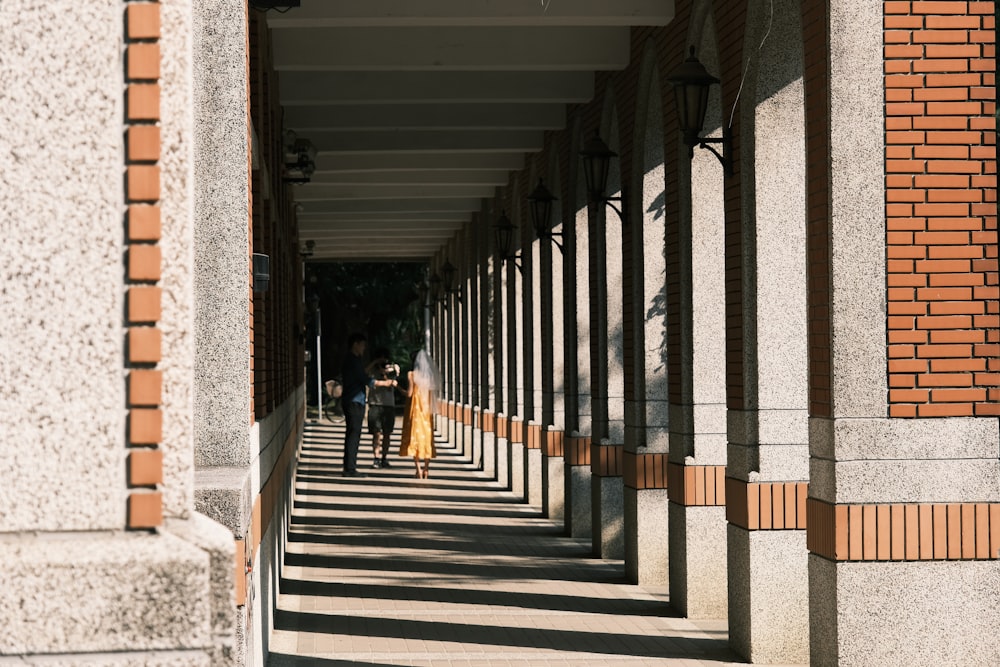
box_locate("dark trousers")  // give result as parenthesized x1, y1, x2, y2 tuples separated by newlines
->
(343, 401, 364, 472)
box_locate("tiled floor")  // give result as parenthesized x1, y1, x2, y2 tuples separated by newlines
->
(268, 420, 746, 666)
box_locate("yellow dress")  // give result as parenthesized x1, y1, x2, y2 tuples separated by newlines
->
(400, 384, 435, 460)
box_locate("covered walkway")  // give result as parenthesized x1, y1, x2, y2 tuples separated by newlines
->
(268, 420, 749, 666)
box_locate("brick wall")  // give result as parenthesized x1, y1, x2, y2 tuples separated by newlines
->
(884, 1, 997, 418)
(804, 0, 833, 417)
(249, 14, 306, 422)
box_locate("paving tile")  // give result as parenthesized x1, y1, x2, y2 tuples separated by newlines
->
(269, 420, 756, 667)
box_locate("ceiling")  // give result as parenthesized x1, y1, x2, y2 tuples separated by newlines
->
(264, 0, 674, 262)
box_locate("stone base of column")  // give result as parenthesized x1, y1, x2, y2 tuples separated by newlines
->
(565, 434, 592, 537)
(483, 430, 496, 479)
(526, 447, 542, 508)
(497, 436, 510, 490)
(542, 428, 565, 522)
(728, 526, 808, 663)
(1, 519, 233, 659)
(669, 504, 728, 618)
(625, 487, 669, 585)
(809, 555, 1000, 667)
(463, 422, 474, 465)
(592, 474, 624, 558)
(591, 440, 624, 558)
(510, 440, 525, 501)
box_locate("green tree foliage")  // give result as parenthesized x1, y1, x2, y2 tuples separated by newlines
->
(305, 262, 426, 382)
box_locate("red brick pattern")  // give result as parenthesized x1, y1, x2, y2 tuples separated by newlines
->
(565, 435, 591, 466)
(509, 418, 524, 444)
(249, 11, 306, 421)
(591, 443, 623, 477)
(884, 2, 998, 417)
(726, 478, 808, 530)
(496, 414, 509, 440)
(623, 451, 669, 490)
(667, 463, 726, 506)
(525, 423, 541, 449)
(541, 428, 564, 457)
(125, 0, 162, 529)
(808, 497, 1000, 561)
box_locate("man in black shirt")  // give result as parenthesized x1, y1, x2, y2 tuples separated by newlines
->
(340, 333, 395, 476)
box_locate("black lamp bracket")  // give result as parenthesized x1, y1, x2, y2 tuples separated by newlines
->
(538, 229, 565, 255)
(692, 126, 733, 176)
(590, 192, 626, 227)
(502, 253, 524, 275)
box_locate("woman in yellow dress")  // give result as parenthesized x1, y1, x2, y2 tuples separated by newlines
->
(399, 349, 438, 479)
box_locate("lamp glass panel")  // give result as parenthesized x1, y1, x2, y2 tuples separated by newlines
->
(495, 223, 514, 259)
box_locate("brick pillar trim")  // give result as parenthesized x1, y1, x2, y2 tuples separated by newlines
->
(591, 443, 623, 477)
(525, 422, 541, 449)
(726, 478, 808, 530)
(542, 428, 564, 457)
(480, 409, 494, 433)
(666, 463, 726, 506)
(125, 0, 163, 530)
(623, 451, 669, 490)
(496, 414, 508, 439)
(566, 435, 591, 466)
(807, 497, 1000, 562)
(510, 417, 524, 444)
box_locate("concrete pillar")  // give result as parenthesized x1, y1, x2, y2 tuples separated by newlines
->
(1, 1, 233, 662)
(496, 414, 511, 491)
(565, 153, 593, 538)
(542, 427, 566, 522)
(806, 3, 1000, 665)
(541, 173, 567, 521)
(591, 122, 625, 561)
(625, 52, 671, 586)
(525, 422, 543, 508)
(566, 434, 593, 538)
(726, 3, 810, 662)
(510, 416, 526, 501)
(668, 26, 729, 619)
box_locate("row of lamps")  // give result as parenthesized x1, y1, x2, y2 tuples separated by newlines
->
(493, 47, 729, 269)
(426, 47, 730, 297)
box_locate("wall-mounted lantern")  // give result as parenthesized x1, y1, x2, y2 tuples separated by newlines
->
(527, 179, 563, 254)
(493, 210, 523, 274)
(580, 132, 626, 224)
(665, 46, 733, 175)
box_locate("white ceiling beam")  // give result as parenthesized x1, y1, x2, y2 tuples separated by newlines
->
(307, 170, 511, 187)
(307, 130, 543, 154)
(293, 184, 494, 201)
(301, 222, 465, 234)
(267, 0, 673, 28)
(313, 152, 524, 172)
(298, 211, 470, 223)
(298, 198, 480, 214)
(283, 103, 565, 131)
(270, 27, 630, 72)
(278, 72, 593, 105)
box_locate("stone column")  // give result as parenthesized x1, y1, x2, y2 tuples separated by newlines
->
(565, 173, 593, 538)
(624, 77, 670, 585)
(806, 3, 1000, 666)
(726, 2, 810, 662)
(541, 182, 567, 521)
(668, 31, 728, 619)
(1, 1, 233, 662)
(591, 150, 625, 561)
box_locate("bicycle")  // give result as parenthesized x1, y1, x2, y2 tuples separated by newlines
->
(323, 379, 345, 422)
